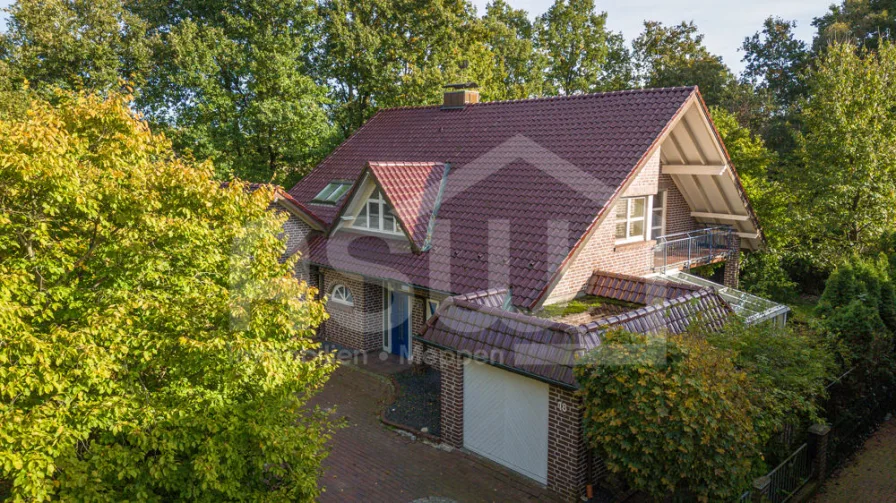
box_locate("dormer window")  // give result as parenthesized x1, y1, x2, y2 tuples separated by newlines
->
(312, 181, 352, 204)
(353, 188, 402, 235)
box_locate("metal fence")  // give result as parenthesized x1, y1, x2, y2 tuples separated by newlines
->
(739, 443, 812, 503)
(653, 226, 736, 273)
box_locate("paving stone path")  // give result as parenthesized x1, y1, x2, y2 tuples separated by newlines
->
(812, 417, 896, 503)
(308, 365, 563, 503)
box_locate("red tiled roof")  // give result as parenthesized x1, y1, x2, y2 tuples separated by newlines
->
(366, 162, 448, 252)
(290, 87, 697, 307)
(585, 271, 700, 305)
(419, 279, 734, 387)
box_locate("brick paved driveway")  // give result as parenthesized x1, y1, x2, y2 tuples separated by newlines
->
(308, 365, 564, 503)
(813, 417, 896, 503)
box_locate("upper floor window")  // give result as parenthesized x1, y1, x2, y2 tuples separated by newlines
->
(353, 188, 402, 235)
(615, 196, 648, 243)
(651, 191, 666, 239)
(312, 181, 352, 204)
(330, 284, 354, 305)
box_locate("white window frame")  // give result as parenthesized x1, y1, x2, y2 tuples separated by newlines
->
(650, 191, 666, 240)
(312, 181, 352, 204)
(329, 284, 354, 306)
(426, 299, 440, 320)
(615, 196, 650, 244)
(352, 188, 403, 236)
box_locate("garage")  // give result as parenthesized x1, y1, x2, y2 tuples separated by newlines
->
(462, 361, 549, 484)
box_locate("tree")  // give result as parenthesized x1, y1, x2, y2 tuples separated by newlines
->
(131, 0, 334, 184)
(739, 17, 810, 157)
(576, 330, 761, 500)
(535, 0, 616, 95)
(795, 41, 896, 265)
(0, 0, 151, 92)
(319, 0, 496, 136)
(482, 0, 545, 100)
(741, 17, 809, 111)
(813, 0, 896, 52)
(0, 91, 335, 501)
(632, 21, 736, 107)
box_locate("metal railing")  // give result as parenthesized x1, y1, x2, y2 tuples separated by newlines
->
(653, 226, 736, 273)
(766, 443, 812, 503)
(664, 271, 791, 326)
(739, 443, 812, 503)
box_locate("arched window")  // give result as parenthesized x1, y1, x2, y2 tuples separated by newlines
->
(330, 284, 354, 306)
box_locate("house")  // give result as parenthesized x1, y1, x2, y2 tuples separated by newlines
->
(273, 85, 787, 500)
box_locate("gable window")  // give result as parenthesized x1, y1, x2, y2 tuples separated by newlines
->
(426, 299, 440, 320)
(312, 181, 352, 204)
(615, 196, 648, 243)
(330, 284, 354, 305)
(353, 188, 402, 235)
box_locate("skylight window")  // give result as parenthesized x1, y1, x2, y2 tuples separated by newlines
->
(312, 181, 352, 204)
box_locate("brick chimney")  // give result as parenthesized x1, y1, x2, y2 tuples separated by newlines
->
(442, 82, 480, 109)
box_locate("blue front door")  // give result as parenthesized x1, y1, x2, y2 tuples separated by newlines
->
(390, 290, 410, 358)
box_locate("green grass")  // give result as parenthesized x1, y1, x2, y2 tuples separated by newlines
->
(537, 295, 640, 319)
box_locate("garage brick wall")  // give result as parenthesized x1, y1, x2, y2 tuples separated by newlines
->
(430, 345, 588, 501)
(548, 386, 588, 500)
(543, 151, 701, 305)
(439, 349, 465, 448)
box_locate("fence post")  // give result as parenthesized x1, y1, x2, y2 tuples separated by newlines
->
(808, 424, 832, 483)
(750, 475, 771, 503)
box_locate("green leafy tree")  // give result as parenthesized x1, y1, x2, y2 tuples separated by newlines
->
(0, 0, 151, 92)
(482, 0, 545, 100)
(535, 0, 616, 95)
(632, 21, 736, 107)
(813, 0, 896, 52)
(132, 0, 334, 184)
(0, 91, 335, 501)
(795, 41, 896, 265)
(319, 0, 496, 135)
(741, 17, 809, 111)
(576, 330, 761, 500)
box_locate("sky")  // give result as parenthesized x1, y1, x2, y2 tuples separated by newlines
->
(0, 0, 834, 74)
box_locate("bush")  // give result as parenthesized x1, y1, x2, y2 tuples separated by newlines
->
(0, 92, 335, 501)
(703, 320, 836, 454)
(575, 330, 761, 501)
(739, 250, 797, 302)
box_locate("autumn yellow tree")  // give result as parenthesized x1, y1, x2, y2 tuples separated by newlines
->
(0, 91, 335, 501)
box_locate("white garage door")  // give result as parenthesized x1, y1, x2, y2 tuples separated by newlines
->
(463, 361, 549, 484)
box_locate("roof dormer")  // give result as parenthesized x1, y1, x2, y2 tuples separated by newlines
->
(332, 161, 449, 253)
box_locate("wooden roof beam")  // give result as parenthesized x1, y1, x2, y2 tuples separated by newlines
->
(690, 212, 751, 221)
(662, 164, 727, 176)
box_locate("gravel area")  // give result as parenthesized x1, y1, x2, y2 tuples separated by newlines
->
(384, 366, 441, 437)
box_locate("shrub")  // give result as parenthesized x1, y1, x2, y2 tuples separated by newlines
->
(575, 330, 761, 501)
(703, 320, 836, 449)
(739, 250, 797, 302)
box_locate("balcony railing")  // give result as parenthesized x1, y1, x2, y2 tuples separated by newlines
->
(653, 226, 736, 273)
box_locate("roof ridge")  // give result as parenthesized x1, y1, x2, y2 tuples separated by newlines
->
(375, 86, 696, 113)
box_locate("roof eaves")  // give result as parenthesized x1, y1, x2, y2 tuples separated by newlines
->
(421, 162, 451, 252)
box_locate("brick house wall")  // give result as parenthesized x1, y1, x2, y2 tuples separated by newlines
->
(319, 270, 384, 352)
(543, 150, 701, 305)
(431, 346, 587, 501)
(279, 208, 318, 282)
